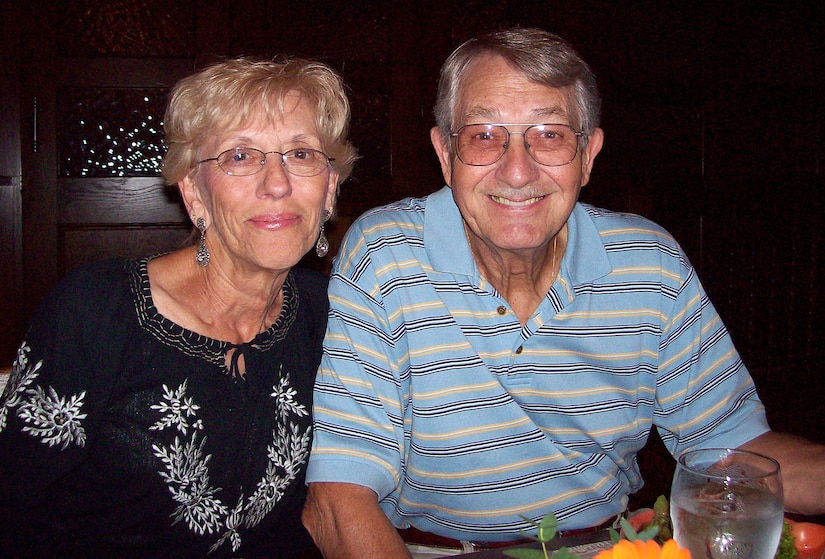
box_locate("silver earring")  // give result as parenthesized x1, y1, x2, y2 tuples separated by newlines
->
(195, 217, 210, 267)
(315, 210, 330, 257)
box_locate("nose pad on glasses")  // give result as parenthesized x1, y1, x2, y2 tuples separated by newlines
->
(504, 136, 532, 157)
(259, 157, 292, 190)
(499, 137, 542, 175)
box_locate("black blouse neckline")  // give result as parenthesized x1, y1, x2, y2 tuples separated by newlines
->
(130, 257, 298, 373)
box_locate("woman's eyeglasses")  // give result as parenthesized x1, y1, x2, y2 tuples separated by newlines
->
(198, 147, 335, 177)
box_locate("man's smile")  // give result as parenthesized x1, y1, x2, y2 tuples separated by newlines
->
(490, 194, 546, 207)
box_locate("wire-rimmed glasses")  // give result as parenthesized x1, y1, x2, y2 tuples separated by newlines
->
(450, 123, 585, 167)
(198, 147, 335, 177)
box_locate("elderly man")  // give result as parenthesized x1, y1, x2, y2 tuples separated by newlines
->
(302, 28, 825, 558)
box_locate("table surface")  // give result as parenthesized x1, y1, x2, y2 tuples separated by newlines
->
(453, 529, 614, 559)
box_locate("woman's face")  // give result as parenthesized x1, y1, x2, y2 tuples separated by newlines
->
(181, 91, 338, 277)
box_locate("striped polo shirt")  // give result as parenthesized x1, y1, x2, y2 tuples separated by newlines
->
(306, 185, 768, 541)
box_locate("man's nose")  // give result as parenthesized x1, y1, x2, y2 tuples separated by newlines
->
(497, 132, 540, 184)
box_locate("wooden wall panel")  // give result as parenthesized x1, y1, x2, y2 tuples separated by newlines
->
(0, 2, 22, 361)
(58, 178, 186, 224)
(60, 227, 190, 273)
(3, 0, 824, 509)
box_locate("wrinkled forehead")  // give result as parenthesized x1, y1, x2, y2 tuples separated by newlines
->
(460, 101, 574, 125)
(454, 56, 581, 129)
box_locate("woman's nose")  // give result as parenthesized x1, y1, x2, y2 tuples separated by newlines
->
(258, 155, 292, 196)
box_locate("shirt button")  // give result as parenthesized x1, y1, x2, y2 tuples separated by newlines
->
(497, 305, 507, 315)
(515, 346, 523, 354)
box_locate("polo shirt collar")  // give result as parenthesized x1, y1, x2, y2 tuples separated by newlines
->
(425, 186, 476, 275)
(563, 203, 613, 284)
(424, 185, 612, 284)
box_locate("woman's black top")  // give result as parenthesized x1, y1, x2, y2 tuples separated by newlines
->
(0, 258, 328, 558)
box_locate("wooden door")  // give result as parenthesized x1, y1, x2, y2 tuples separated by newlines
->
(18, 3, 194, 328)
(0, 2, 23, 365)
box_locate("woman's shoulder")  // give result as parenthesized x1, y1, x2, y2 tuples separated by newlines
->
(287, 267, 329, 325)
(50, 258, 134, 300)
(32, 259, 137, 325)
(290, 266, 329, 299)
(66, 257, 134, 282)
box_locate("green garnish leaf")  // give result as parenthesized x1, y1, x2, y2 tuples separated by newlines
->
(636, 523, 661, 542)
(537, 512, 559, 542)
(506, 499, 672, 559)
(504, 549, 547, 559)
(618, 518, 638, 540)
(774, 520, 798, 559)
(551, 548, 581, 559)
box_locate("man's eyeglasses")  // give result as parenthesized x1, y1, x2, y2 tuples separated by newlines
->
(450, 123, 585, 167)
(198, 147, 335, 177)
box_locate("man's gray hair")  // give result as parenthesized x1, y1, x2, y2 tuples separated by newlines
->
(433, 28, 601, 150)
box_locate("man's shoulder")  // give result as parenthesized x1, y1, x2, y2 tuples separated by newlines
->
(355, 195, 429, 225)
(344, 194, 431, 245)
(333, 194, 437, 279)
(578, 203, 676, 242)
(575, 203, 692, 277)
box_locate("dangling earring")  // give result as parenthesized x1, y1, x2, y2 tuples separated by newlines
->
(316, 210, 331, 257)
(195, 217, 210, 267)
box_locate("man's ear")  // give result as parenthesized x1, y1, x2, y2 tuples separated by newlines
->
(580, 127, 604, 187)
(430, 126, 454, 186)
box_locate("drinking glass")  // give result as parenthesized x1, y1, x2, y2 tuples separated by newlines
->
(670, 448, 784, 559)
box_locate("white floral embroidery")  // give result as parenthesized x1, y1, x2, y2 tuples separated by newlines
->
(1, 342, 87, 450)
(209, 496, 245, 554)
(151, 373, 310, 554)
(243, 421, 311, 528)
(0, 343, 42, 432)
(150, 379, 202, 435)
(272, 370, 308, 423)
(16, 385, 87, 450)
(153, 434, 227, 534)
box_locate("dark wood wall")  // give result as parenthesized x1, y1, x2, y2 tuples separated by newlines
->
(2, 0, 823, 504)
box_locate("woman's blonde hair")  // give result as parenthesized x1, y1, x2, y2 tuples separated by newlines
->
(162, 56, 357, 188)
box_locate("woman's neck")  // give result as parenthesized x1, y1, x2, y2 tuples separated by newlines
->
(147, 248, 287, 345)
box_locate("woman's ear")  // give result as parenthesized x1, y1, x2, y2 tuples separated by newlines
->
(325, 171, 339, 216)
(178, 173, 206, 222)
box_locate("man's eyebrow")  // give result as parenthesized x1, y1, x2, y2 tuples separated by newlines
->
(462, 107, 499, 121)
(460, 106, 570, 123)
(533, 107, 569, 119)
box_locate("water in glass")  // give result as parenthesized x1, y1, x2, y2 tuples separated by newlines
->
(670, 448, 784, 559)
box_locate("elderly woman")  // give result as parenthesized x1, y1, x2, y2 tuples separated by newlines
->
(0, 57, 356, 558)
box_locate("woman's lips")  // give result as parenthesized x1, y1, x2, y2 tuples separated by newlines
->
(249, 214, 301, 229)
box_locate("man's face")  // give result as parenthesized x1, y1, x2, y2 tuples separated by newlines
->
(431, 54, 603, 256)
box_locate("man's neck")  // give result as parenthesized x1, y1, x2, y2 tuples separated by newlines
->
(467, 228, 565, 325)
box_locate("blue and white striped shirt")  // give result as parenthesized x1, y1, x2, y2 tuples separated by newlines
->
(306, 185, 768, 541)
